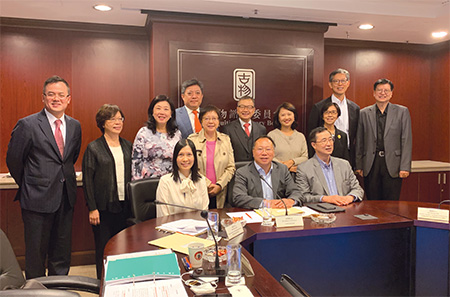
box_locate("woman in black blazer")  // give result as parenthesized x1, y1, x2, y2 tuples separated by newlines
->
(320, 102, 350, 163)
(82, 104, 132, 279)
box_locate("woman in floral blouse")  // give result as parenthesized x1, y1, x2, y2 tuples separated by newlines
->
(131, 95, 182, 180)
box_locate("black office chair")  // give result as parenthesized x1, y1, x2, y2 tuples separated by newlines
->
(127, 177, 159, 225)
(226, 161, 250, 207)
(279, 274, 311, 297)
(0, 229, 100, 297)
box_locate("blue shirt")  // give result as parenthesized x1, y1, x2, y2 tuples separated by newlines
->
(316, 155, 339, 201)
(254, 162, 274, 200)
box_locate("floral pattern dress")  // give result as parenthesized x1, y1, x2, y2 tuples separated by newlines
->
(131, 127, 182, 180)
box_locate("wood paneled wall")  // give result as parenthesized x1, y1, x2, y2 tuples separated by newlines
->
(323, 39, 450, 162)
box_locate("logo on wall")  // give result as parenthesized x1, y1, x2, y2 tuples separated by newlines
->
(233, 69, 255, 101)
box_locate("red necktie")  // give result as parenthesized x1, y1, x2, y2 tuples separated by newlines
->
(55, 119, 64, 157)
(192, 110, 202, 133)
(244, 123, 250, 137)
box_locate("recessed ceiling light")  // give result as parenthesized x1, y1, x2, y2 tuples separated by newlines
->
(359, 24, 374, 30)
(93, 4, 112, 12)
(432, 31, 448, 38)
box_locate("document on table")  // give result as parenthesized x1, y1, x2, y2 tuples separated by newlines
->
(155, 219, 208, 236)
(104, 278, 188, 297)
(227, 211, 263, 223)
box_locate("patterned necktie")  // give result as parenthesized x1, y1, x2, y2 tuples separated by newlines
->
(192, 110, 202, 133)
(244, 123, 250, 137)
(54, 119, 64, 157)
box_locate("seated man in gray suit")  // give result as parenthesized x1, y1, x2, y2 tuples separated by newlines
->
(233, 136, 302, 209)
(296, 127, 363, 206)
(175, 78, 204, 138)
(222, 96, 266, 161)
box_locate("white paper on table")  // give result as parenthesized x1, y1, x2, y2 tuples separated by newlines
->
(297, 206, 320, 218)
(226, 211, 263, 223)
(228, 285, 254, 297)
(104, 278, 188, 297)
(156, 219, 208, 236)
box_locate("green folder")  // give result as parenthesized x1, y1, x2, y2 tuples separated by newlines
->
(105, 252, 180, 283)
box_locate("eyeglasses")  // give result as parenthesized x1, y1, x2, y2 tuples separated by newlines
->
(237, 105, 255, 110)
(314, 137, 334, 145)
(375, 89, 392, 94)
(107, 117, 124, 122)
(324, 110, 338, 115)
(331, 79, 348, 85)
(202, 117, 219, 122)
(44, 92, 69, 99)
(255, 147, 273, 153)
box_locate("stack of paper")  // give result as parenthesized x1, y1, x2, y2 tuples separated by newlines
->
(156, 219, 208, 236)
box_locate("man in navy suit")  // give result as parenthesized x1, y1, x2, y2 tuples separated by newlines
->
(307, 68, 360, 168)
(6, 76, 82, 279)
(175, 78, 204, 138)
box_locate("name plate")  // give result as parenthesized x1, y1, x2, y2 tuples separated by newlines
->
(417, 207, 449, 224)
(225, 221, 244, 239)
(275, 215, 304, 228)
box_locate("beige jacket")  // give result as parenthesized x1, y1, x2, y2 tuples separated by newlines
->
(188, 130, 236, 208)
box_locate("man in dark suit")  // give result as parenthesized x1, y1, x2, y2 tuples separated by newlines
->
(222, 97, 266, 162)
(356, 78, 412, 200)
(307, 68, 360, 167)
(175, 78, 204, 138)
(296, 127, 363, 205)
(6, 76, 82, 279)
(232, 136, 302, 209)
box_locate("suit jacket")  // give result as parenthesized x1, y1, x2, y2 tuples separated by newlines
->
(356, 103, 412, 178)
(6, 109, 82, 213)
(175, 106, 194, 139)
(296, 156, 364, 203)
(307, 96, 360, 167)
(232, 161, 302, 209)
(332, 127, 350, 163)
(188, 130, 236, 208)
(221, 120, 267, 162)
(82, 136, 132, 212)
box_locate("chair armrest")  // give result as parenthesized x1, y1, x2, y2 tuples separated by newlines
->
(33, 276, 100, 294)
(0, 289, 80, 297)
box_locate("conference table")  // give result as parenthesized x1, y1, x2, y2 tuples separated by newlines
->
(103, 201, 450, 296)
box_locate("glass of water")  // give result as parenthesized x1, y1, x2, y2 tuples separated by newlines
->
(226, 243, 242, 284)
(206, 211, 220, 241)
(260, 200, 274, 226)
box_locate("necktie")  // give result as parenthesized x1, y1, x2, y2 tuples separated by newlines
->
(244, 123, 250, 137)
(55, 119, 64, 157)
(192, 110, 202, 133)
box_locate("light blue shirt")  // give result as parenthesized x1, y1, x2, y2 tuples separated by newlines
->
(254, 162, 274, 200)
(315, 155, 338, 201)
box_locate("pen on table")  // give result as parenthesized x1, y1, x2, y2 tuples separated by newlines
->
(185, 257, 192, 270)
(245, 212, 252, 219)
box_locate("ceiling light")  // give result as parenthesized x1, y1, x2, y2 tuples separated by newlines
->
(431, 31, 448, 38)
(358, 24, 374, 30)
(93, 4, 112, 12)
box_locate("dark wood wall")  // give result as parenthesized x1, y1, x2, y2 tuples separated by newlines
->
(323, 39, 449, 162)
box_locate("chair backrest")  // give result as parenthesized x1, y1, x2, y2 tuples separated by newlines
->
(0, 229, 25, 290)
(226, 161, 250, 207)
(279, 274, 311, 297)
(127, 178, 159, 224)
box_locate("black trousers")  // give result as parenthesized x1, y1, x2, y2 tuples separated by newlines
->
(21, 192, 73, 279)
(364, 154, 403, 200)
(91, 209, 127, 279)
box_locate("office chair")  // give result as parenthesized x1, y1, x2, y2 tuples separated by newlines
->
(0, 229, 100, 296)
(279, 274, 311, 297)
(127, 177, 159, 225)
(226, 161, 250, 207)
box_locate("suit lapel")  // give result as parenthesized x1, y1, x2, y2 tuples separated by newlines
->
(249, 164, 263, 197)
(331, 157, 344, 195)
(368, 104, 377, 139)
(38, 110, 62, 160)
(313, 158, 330, 195)
(233, 121, 250, 155)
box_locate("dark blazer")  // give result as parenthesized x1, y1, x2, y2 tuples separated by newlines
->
(307, 96, 360, 167)
(6, 109, 82, 213)
(175, 106, 194, 139)
(232, 161, 303, 209)
(221, 120, 266, 162)
(82, 136, 132, 212)
(356, 103, 412, 178)
(332, 127, 350, 163)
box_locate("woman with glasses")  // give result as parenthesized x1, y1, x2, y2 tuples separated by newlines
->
(82, 104, 131, 279)
(268, 102, 308, 175)
(156, 139, 209, 217)
(320, 101, 350, 162)
(131, 95, 182, 180)
(188, 105, 235, 209)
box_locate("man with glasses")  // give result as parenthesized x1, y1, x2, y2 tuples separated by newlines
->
(356, 78, 412, 200)
(222, 96, 266, 161)
(6, 76, 82, 278)
(296, 127, 363, 205)
(176, 78, 204, 139)
(307, 68, 360, 168)
(233, 136, 302, 209)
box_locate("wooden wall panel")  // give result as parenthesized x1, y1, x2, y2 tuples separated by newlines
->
(324, 39, 448, 162)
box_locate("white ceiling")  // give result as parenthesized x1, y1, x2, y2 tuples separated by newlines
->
(1, 0, 449, 44)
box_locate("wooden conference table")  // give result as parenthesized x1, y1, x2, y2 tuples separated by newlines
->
(103, 201, 450, 296)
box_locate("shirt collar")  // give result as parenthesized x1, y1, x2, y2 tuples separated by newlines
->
(331, 94, 347, 104)
(44, 108, 66, 126)
(238, 118, 251, 128)
(315, 154, 332, 169)
(254, 161, 273, 176)
(184, 105, 200, 114)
